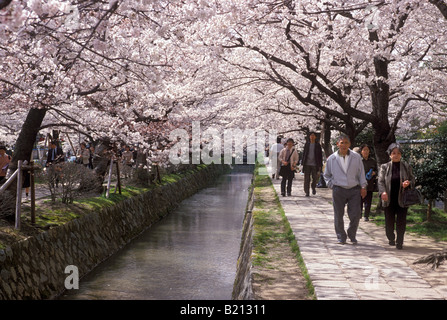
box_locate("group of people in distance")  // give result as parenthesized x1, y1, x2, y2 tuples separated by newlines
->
(270, 133, 415, 250)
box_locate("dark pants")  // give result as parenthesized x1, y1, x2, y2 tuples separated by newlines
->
(384, 205, 408, 246)
(280, 166, 294, 195)
(332, 186, 362, 242)
(361, 191, 373, 218)
(303, 165, 319, 195)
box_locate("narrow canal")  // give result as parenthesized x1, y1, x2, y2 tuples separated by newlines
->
(60, 170, 253, 300)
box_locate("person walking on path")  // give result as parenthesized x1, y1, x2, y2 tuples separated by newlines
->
(323, 134, 367, 244)
(76, 142, 90, 167)
(302, 132, 323, 197)
(45, 141, 65, 189)
(270, 137, 284, 180)
(121, 145, 134, 167)
(46, 141, 64, 166)
(88, 145, 95, 169)
(278, 138, 298, 197)
(378, 143, 415, 250)
(360, 144, 378, 221)
(22, 166, 31, 200)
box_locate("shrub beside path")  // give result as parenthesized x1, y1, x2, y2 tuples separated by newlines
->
(268, 167, 447, 300)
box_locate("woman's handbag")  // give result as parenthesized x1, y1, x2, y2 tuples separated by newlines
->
(279, 148, 295, 177)
(403, 188, 422, 206)
(279, 165, 289, 177)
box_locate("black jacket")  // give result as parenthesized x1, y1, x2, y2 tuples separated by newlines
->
(46, 146, 64, 166)
(302, 142, 323, 169)
(362, 157, 378, 192)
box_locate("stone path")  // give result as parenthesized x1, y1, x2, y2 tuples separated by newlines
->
(265, 165, 447, 300)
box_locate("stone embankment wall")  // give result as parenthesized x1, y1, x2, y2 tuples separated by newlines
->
(232, 175, 255, 300)
(0, 164, 226, 300)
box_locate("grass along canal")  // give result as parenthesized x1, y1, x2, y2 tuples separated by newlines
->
(249, 163, 315, 300)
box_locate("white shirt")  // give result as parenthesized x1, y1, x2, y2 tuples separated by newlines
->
(337, 151, 350, 174)
(270, 143, 284, 153)
(323, 149, 368, 190)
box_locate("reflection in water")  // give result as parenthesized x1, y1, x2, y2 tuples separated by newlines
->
(60, 173, 252, 300)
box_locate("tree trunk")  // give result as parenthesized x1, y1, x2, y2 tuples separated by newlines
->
(0, 0, 12, 10)
(429, 0, 447, 20)
(9, 108, 47, 170)
(369, 55, 396, 165)
(344, 123, 358, 148)
(427, 200, 433, 222)
(3, 108, 47, 219)
(372, 124, 396, 165)
(320, 120, 333, 159)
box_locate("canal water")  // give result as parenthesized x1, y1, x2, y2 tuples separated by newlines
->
(60, 171, 253, 300)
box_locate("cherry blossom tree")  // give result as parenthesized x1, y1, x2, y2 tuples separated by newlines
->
(1, 0, 446, 171)
(182, 0, 447, 163)
(0, 1, 206, 172)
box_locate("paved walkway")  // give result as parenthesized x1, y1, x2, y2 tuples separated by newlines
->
(265, 164, 447, 300)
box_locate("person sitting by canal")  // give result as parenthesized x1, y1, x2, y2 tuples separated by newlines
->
(378, 143, 415, 250)
(360, 144, 378, 221)
(278, 138, 298, 197)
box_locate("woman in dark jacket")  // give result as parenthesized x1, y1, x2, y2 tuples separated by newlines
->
(360, 144, 377, 221)
(378, 143, 415, 250)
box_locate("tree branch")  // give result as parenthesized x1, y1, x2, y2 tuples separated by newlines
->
(0, 0, 12, 10)
(429, 0, 447, 20)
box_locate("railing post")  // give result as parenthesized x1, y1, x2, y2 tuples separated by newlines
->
(15, 160, 23, 230)
(106, 158, 113, 198)
(115, 161, 121, 195)
(30, 161, 36, 224)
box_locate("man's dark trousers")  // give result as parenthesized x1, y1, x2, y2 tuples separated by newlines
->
(281, 168, 294, 195)
(303, 165, 319, 195)
(332, 185, 362, 243)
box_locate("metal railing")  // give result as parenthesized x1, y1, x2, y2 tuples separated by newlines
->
(0, 160, 37, 230)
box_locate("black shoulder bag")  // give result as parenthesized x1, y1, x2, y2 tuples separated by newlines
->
(279, 149, 295, 177)
(403, 187, 422, 207)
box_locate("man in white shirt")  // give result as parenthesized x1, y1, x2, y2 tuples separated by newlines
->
(323, 135, 367, 245)
(270, 137, 284, 180)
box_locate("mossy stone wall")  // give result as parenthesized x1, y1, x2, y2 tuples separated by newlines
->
(0, 164, 226, 300)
